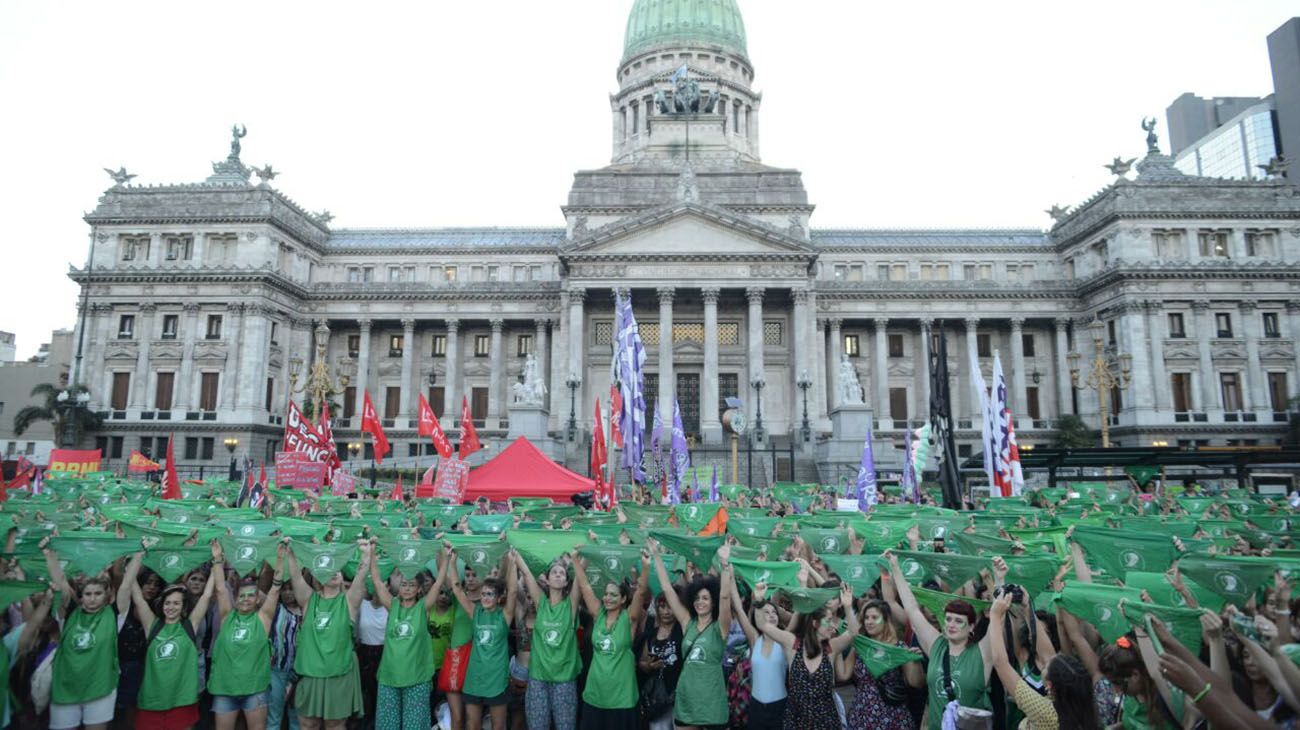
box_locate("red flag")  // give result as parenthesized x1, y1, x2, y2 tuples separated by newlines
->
(127, 450, 162, 473)
(609, 384, 623, 449)
(458, 396, 481, 460)
(591, 399, 609, 510)
(160, 435, 181, 500)
(318, 403, 343, 472)
(417, 462, 436, 499)
(391, 474, 404, 502)
(360, 390, 391, 464)
(418, 393, 454, 459)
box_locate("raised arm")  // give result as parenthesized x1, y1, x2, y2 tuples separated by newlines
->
(570, 550, 601, 617)
(513, 550, 543, 606)
(987, 595, 1026, 695)
(828, 582, 859, 655)
(886, 550, 940, 655)
(118, 549, 144, 616)
(213, 542, 233, 621)
(130, 578, 157, 629)
(18, 590, 53, 657)
(424, 550, 450, 611)
(650, 543, 690, 627)
(285, 539, 313, 607)
(188, 565, 218, 626)
(39, 538, 73, 610)
(628, 552, 651, 628)
(345, 541, 373, 616)
(258, 545, 286, 633)
(727, 569, 758, 647)
(758, 606, 798, 659)
(715, 553, 733, 634)
(447, 546, 476, 617)
(503, 549, 519, 628)
(369, 544, 393, 611)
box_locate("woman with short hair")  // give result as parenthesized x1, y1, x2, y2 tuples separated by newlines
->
(209, 541, 286, 730)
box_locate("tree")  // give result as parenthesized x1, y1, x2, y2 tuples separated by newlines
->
(1050, 414, 1098, 449)
(13, 383, 103, 447)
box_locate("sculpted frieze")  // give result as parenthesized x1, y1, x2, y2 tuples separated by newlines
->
(193, 341, 228, 362)
(149, 342, 184, 360)
(103, 342, 138, 361)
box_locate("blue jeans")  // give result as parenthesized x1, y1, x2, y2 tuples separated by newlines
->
(267, 668, 299, 730)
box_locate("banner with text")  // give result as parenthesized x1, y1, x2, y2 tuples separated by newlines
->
(275, 451, 328, 492)
(433, 456, 470, 502)
(282, 402, 333, 463)
(48, 449, 103, 476)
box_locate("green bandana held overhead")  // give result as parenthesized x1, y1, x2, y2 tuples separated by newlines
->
(728, 557, 802, 590)
(910, 586, 991, 619)
(290, 540, 360, 583)
(384, 539, 444, 579)
(143, 546, 214, 583)
(1055, 582, 1144, 643)
(449, 537, 511, 576)
(218, 535, 281, 577)
(892, 550, 988, 588)
(799, 526, 850, 555)
(48, 537, 137, 579)
(577, 544, 644, 593)
(619, 504, 674, 528)
(0, 580, 50, 609)
(647, 530, 723, 569)
(853, 635, 923, 678)
(1070, 526, 1177, 580)
(508, 531, 589, 575)
(1177, 555, 1278, 605)
(819, 554, 882, 596)
(675, 503, 724, 534)
(1119, 601, 1207, 656)
(777, 586, 840, 613)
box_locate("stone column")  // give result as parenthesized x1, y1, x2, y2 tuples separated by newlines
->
(950, 322, 965, 424)
(568, 288, 586, 426)
(792, 289, 810, 439)
(1192, 301, 1219, 415)
(808, 292, 826, 424)
(874, 318, 890, 425)
(814, 315, 829, 422)
(550, 292, 569, 427)
(488, 318, 504, 428)
(966, 318, 982, 417)
(1240, 302, 1269, 413)
(1008, 318, 1028, 428)
(443, 319, 461, 428)
(1145, 303, 1169, 413)
(222, 304, 245, 413)
(829, 318, 844, 408)
(129, 302, 156, 409)
(534, 319, 550, 397)
(356, 319, 372, 405)
(1053, 318, 1072, 416)
(238, 306, 269, 413)
(746, 287, 765, 415)
(1073, 317, 1099, 421)
(400, 318, 416, 423)
(919, 319, 934, 424)
(701, 288, 721, 444)
(176, 304, 200, 411)
(657, 287, 675, 418)
(1289, 302, 1300, 385)
(1119, 304, 1153, 422)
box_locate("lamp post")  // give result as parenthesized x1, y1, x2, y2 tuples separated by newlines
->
(565, 372, 581, 442)
(751, 374, 766, 443)
(347, 441, 361, 465)
(288, 324, 352, 419)
(223, 437, 239, 481)
(1068, 318, 1132, 448)
(54, 387, 93, 447)
(796, 369, 812, 443)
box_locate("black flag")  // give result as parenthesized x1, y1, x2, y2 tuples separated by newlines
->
(928, 322, 964, 510)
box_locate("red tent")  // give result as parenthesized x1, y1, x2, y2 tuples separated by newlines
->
(465, 437, 595, 503)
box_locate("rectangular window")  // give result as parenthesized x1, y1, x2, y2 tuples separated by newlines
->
(269, 321, 279, 345)
(978, 264, 993, 280)
(964, 264, 977, 281)
(1246, 230, 1276, 257)
(486, 265, 499, 282)
(384, 387, 400, 419)
(889, 387, 909, 421)
(1269, 372, 1289, 413)
(184, 437, 199, 460)
(199, 372, 219, 411)
(164, 236, 192, 261)
(1025, 386, 1041, 420)
(154, 372, 174, 411)
(888, 334, 905, 358)
(432, 335, 447, 357)
(834, 265, 847, 280)
(1153, 230, 1185, 259)
(362, 267, 374, 282)
(1198, 229, 1230, 258)
(388, 266, 401, 282)
(1167, 312, 1186, 338)
(1263, 312, 1281, 338)
(530, 265, 543, 281)
(161, 314, 178, 340)
(206, 315, 223, 339)
(265, 377, 274, 411)
(718, 373, 739, 420)
(347, 267, 363, 283)
(343, 386, 356, 418)
(1220, 372, 1243, 412)
(429, 387, 445, 418)
(1171, 373, 1193, 413)
(1110, 385, 1123, 413)
(347, 335, 361, 357)
(843, 334, 860, 357)
(118, 315, 135, 339)
(474, 335, 490, 357)
(877, 265, 891, 280)
(1107, 320, 1117, 346)
(1215, 313, 1233, 338)
(110, 436, 124, 459)
(111, 372, 130, 410)
(444, 266, 458, 281)
(389, 335, 404, 357)
(471, 387, 489, 422)
(200, 437, 214, 460)
(517, 334, 534, 357)
(890, 264, 907, 281)
(763, 321, 783, 346)
(976, 333, 992, 358)
(848, 264, 864, 281)
(513, 265, 527, 282)
(1022, 333, 1035, 357)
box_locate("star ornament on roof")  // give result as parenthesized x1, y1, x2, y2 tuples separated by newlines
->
(1045, 204, 1070, 223)
(253, 164, 278, 183)
(1257, 156, 1289, 179)
(316, 210, 334, 224)
(1105, 156, 1136, 178)
(103, 166, 137, 186)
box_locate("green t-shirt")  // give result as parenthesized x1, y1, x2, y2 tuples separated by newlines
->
(137, 620, 199, 711)
(209, 611, 270, 697)
(379, 602, 434, 688)
(530, 597, 580, 683)
(294, 593, 356, 678)
(463, 605, 509, 697)
(52, 605, 119, 704)
(429, 605, 454, 671)
(925, 638, 991, 730)
(450, 602, 474, 647)
(673, 620, 727, 725)
(582, 608, 637, 710)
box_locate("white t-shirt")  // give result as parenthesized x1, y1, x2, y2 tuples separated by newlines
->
(357, 601, 388, 645)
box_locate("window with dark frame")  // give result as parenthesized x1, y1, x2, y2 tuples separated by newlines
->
(206, 315, 223, 339)
(432, 335, 447, 357)
(199, 372, 219, 411)
(1215, 313, 1233, 338)
(155, 372, 174, 411)
(389, 335, 404, 357)
(517, 334, 533, 357)
(118, 315, 135, 339)
(474, 335, 490, 357)
(1022, 333, 1035, 358)
(888, 387, 908, 420)
(1269, 372, 1289, 413)
(111, 372, 130, 410)
(1025, 386, 1041, 420)
(844, 334, 860, 357)
(1171, 373, 1193, 413)
(161, 314, 179, 340)
(1220, 372, 1243, 412)
(976, 334, 992, 358)
(348, 335, 361, 357)
(384, 387, 400, 419)
(887, 334, 904, 358)
(1167, 312, 1186, 338)
(1263, 312, 1281, 338)
(343, 387, 357, 418)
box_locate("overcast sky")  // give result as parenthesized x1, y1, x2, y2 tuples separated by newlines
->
(0, 1, 1293, 359)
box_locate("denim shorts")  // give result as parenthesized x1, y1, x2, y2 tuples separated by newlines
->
(212, 688, 271, 714)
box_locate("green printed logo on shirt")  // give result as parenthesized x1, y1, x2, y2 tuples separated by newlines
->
(231, 626, 251, 642)
(71, 628, 95, 651)
(155, 639, 179, 661)
(596, 633, 615, 653)
(394, 621, 415, 639)
(315, 612, 332, 630)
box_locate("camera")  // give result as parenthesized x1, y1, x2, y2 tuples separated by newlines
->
(995, 583, 1024, 604)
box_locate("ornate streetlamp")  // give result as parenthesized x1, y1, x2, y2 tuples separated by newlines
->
(347, 441, 362, 463)
(1068, 318, 1132, 448)
(796, 369, 812, 443)
(751, 374, 766, 443)
(223, 437, 239, 481)
(565, 372, 581, 441)
(288, 323, 352, 419)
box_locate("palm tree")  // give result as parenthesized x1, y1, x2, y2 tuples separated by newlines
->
(13, 383, 103, 447)
(1050, 414, 1099, 449)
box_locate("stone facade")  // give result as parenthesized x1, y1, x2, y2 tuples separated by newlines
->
(65, 7, 1300, 478)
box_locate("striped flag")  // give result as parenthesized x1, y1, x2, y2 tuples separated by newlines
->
(900, 428, 919, 503)
(990, 352, 1024, 497)
(969, 338, 995, 491)
(615, 294, 648, 482)
(709, 464, 720, 503)
(670, 398, 690, 504)
(855, 425, 877, 511)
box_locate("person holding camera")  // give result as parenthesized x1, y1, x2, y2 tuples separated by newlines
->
(989, 592, 1099, 730)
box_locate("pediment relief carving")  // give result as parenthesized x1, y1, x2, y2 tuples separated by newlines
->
(193, 342, 227, 361)
(104, 342, 138, 361)
(149, 343, 183, 361)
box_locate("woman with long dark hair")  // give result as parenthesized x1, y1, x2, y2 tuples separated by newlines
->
(840, 599, 922, 730)
(451, 549, 519, 730)
(515, 552, 582, 730)
(754, 583, 858, 729)
(209, 542, 285, 730)
(637, 590, 684, 730)
(989, 593, 1099, 730)
(572, 547, 650, 730)
(723, 573, 786, 730)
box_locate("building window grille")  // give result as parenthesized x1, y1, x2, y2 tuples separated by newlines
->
(717, 322, 740, 345)
(593, 321, 614, 345)
(763, 321, 783, 346)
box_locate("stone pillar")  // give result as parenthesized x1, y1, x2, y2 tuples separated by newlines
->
(443, 319, 461, 428)
(814, 316, 829, 422)
(1192, 301, 1219, 415)
(400, 318, 416, 423)
(1074, 317, 1100, 421)
(222, 304, 245, 412)
(238, 306, 269, 413)
(534, 319, 550, 395)
(829, 318, 844, 408)
(874, 318, 890, 425)
(355, 319, 372, 405)
(129, 302, 156, 409)
(701, 288, 721, 444)
(657, 287, 675, 419)
(919, 319, 934, 423)
(488, 318, 505, 428)
(1008, 318, 1028, 428)
(1144, 303, 1169, 413)
(1053, 318, 1072, 416)
(1289, 302, 1300, 385)
(176, 304, 200, 411)
(746, 287, 765, 416)
(950, 322, 965, 424)
(568, 288, 586, 426)
(792, 289, 810, 440)
(808, 293, 826, 424)
(1240, 302, 1269, 413)
(1116, 305, 1151, 423)
(966, 318, 982, 417)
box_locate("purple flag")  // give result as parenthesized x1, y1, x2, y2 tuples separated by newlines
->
(901, 428, 919, 503)
(615, 294, 648, 482)
(669, 398, 690, 504)
(855, 425, 877, 511)
(691, 469, 701, 502)
(709, 464, 720, 502)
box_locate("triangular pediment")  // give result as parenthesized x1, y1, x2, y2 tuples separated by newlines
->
(564, 203, 814, 259)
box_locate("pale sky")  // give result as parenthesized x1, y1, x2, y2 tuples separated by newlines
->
(0, 1, 1293, 359)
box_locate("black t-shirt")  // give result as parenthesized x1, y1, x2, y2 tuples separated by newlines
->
(637, 622, 684, 691)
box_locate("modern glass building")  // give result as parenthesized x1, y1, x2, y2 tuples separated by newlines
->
(1173, 101, 1279, 179)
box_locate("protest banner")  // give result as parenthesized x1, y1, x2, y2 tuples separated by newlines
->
(433, 456, 470, 501)
(47, 448, 103, 476)
(281, 402, 332, 463)
(127, 450, 161, 473)
(331, 469, 357, 496)
(275, 451, 328, 491)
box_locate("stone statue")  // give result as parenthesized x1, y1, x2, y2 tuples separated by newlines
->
(571, 215, 589, 238)
(103, 166, 136, 186)
(511, 354, 547, 406)
(253, 164, 278, 183)
(229, 124, 247, 160)
(316, 210, 334, 224)
(654, 89, 670, 114)
(837, 354, 864, 405)
(1105, 156, 1136, 178)
(676, 165, 700, 203)
(1141, 117, 1159, 154)
(786, 215, 805, 241)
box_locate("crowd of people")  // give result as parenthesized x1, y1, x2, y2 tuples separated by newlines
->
(0, 476, 1298, 730)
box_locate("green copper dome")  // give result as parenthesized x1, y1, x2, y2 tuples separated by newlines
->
(623, 0, 748, 62)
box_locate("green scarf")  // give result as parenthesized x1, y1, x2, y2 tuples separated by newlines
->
(218, 535, 281, 576)
(273, 517, 331, 542)
(1071, 526, 1176, 580)
(1056, 582, 1144, 643)
(1001, 555, 1061, 593)
(49, 537, 135, 578)
(508, 530, 588, 575)
(893, 550, 987, 588)
(290, 541, 360, 583)
(778, 586, 839, 613)
(648, 530, 723, 569)
(729, 557, 802, 589)
(578, 544, 644, 593)
(853, 635, 922, 677)
(859, 519, 917, 550)
(619, 504, 674, 528)
(675, 503, 724, 534)
(448, 536, 511, 576)
(467, 514, 513, 535)
(1177, 555, 1277, 605)
(1120, 601, 1206, 655)
(819, 554, 883, 596)
(801, 526, 851, 555)
(910, 585, 991, 618)
(726, 516, 783, 537)
(144, 546, 212, 583)
(949, 530, 1019, 557)
(384, 539, 445, 579)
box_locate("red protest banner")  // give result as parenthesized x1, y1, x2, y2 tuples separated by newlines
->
(330, 469, 357, 496)
(48, 449, 103, 476)
(433, 456, 470, 502)
(127, 450, 161, 473)
(282, 402, 332, 463)
(275, 451, 328, 492)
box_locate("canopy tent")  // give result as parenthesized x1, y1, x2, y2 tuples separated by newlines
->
(465, 437, 595, 503)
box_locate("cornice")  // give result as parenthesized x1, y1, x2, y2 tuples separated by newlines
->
(325, 246, 560, 257)
(69, 266, 308, 299)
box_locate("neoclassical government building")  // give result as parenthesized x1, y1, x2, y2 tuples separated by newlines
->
(70, 0, 1300, 481)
